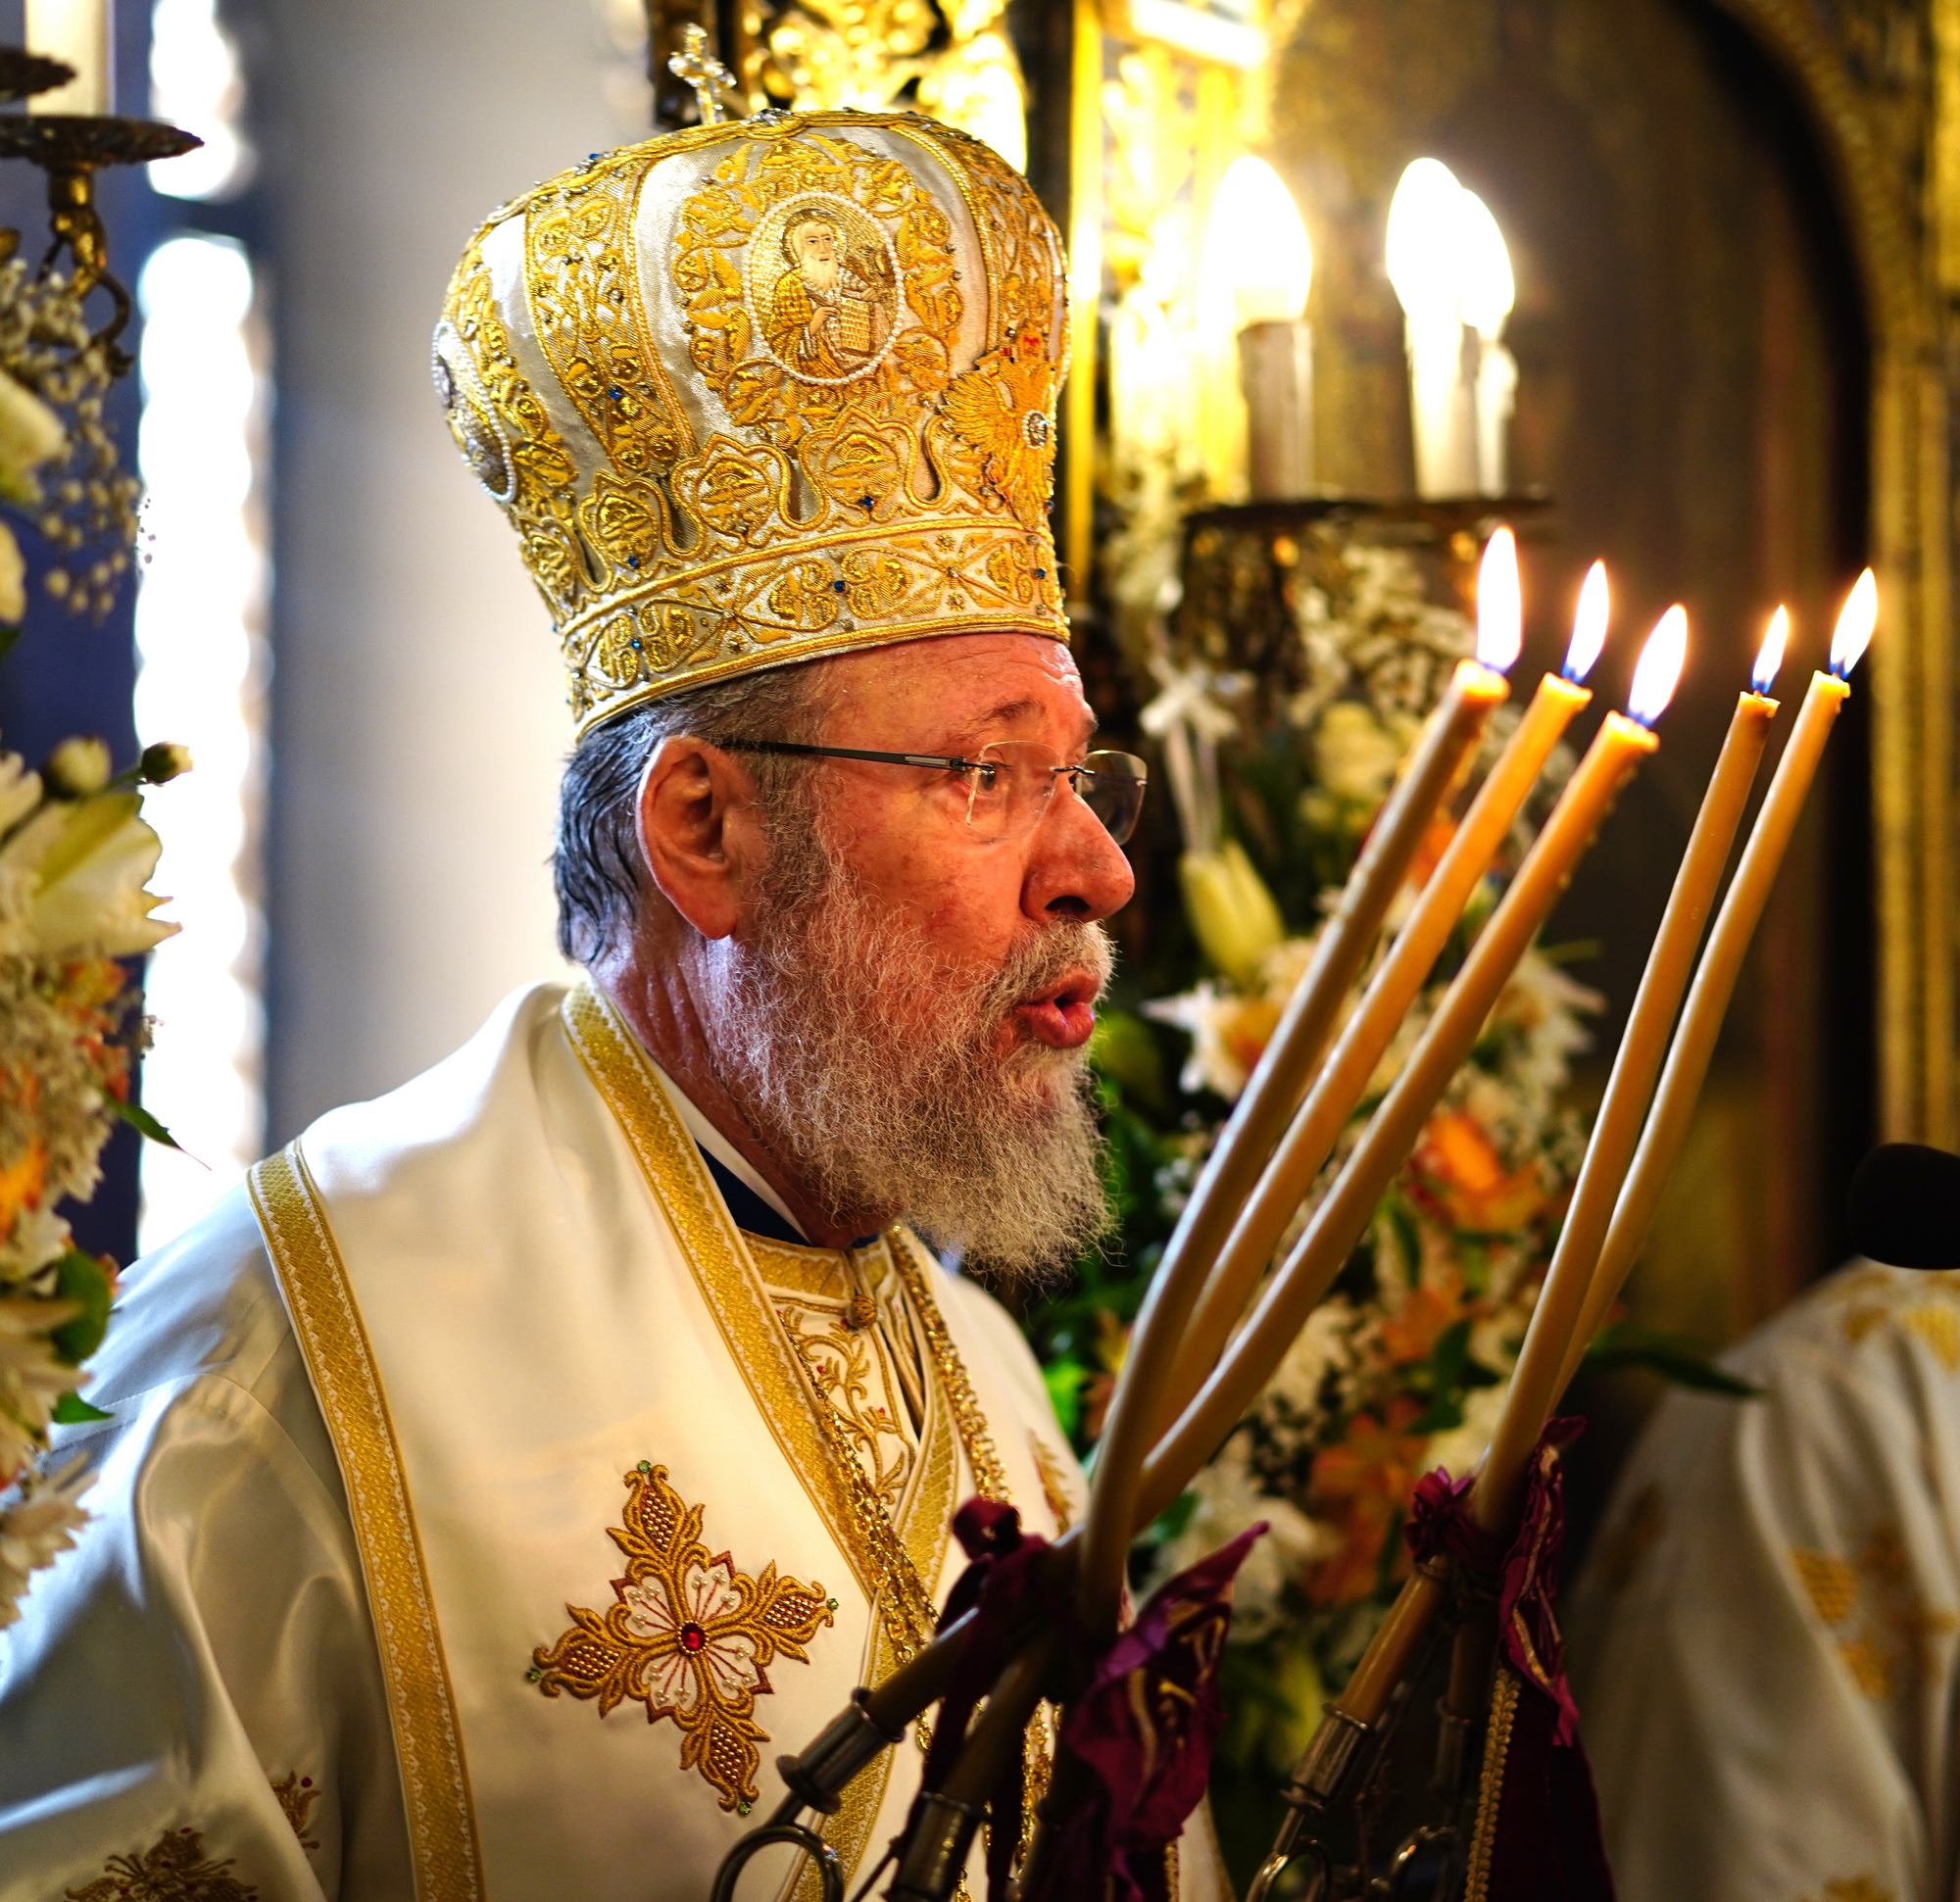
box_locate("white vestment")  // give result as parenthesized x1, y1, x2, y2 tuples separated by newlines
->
(1568, 1259, 1960, 1902)
(0, 984, 1228, 1902)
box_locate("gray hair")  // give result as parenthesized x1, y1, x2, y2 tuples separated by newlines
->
(554, 662, 830, 965)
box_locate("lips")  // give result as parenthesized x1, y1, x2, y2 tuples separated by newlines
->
(1013, 971, 1101, 1050)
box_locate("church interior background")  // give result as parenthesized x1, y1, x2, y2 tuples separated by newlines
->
(0, 0, 1954, 1883)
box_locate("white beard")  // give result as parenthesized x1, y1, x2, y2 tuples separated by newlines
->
(699, 820, 1114, 1283)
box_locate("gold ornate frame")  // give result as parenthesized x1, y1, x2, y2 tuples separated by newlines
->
(1706, 0, 1953, 1145)
(1066, 0, 1959, 1146)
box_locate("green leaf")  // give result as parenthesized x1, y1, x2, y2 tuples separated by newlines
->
(1043, 1358, 1084, 1440)
(50, 1248, 114, 1366)
(0, 622, 19, 663)
(51, 1390, 112, 1424)
(111, 1097, 184, 1151)
(1583, 1323, 1764, 1398)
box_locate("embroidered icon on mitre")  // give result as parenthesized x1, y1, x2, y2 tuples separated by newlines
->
(531, 1461, 836, 1811)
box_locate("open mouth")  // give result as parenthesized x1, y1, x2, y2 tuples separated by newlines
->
(1012, 971, 1101, 1050)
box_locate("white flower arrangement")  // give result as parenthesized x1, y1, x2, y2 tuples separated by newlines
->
(0, 739, 183, 1626)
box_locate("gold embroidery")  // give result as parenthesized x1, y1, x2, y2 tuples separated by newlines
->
(1029, 1431, 1078, 1534)
(436, 237, 583, 627)
(1791, 1524, 1958, 1699)
(1902, 1303, 1960, 1370)
(249, 1147, 483, 1902)
(1841, 1303, 1888, 1344)
(751, 1232, 928, 1513)
(1794, 1549, 1859, 1626)
(533, 1462, 835, 1813)
(66, 1829, 258, 1902)
(1833, 1265, 1960, 1358)
(1463, 1665, 1522, 1902)
(270, 1773, 319, 1853)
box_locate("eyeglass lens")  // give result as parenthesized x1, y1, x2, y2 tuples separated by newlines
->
(959, 744, 1147, 845)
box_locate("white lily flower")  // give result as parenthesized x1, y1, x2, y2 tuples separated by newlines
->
(0, 1453, 93, 1630)
(0, 749, 42, 835)
(0, 521, 24, 625)
(1, 792, 176, 958)
(0, 367, 66, 506)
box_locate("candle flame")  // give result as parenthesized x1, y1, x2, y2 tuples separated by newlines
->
(1627, 606, 1688, 726)
(1752, 607, 1788, 695)
(1564, 561, 1609, 684)
(1476, 526, 1522, 673)
(1830, 569, 1877, 678)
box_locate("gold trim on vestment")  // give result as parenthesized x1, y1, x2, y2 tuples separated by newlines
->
(248, 1146, 484, 1902)
(1463, 1665, 1522, 1902)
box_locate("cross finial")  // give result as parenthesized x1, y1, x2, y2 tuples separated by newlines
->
(668, 24, 742, 126)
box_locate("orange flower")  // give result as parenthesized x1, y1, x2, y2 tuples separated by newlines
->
(1305, 1399, 1429, 1607)
(1220, 995, 1282, 1080)
(0, 1137, 48, 1244)
(1378, 1278, 1464, 1366)
(1411, 1108, 1544, 1234)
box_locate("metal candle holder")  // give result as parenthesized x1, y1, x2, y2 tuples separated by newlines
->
(0, 49, 203, 374)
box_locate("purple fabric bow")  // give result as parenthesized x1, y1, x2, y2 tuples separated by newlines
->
(923, 1498, 1263, 1902)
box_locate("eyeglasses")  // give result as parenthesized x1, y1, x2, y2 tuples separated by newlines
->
(722, 738, 1149, 845)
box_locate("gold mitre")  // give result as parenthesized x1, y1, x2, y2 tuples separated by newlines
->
(432, 110, 1070, 734)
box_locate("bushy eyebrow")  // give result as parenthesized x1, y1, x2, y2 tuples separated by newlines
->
(953, 695, 1099, 750)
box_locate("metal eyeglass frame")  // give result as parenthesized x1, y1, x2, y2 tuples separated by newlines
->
(719, 738, 1148, 844)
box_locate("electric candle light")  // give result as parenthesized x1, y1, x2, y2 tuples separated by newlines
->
(1206, 155, 1316, 499)
(1163, 534, 1599, 1424)
(1132, 608, 1687, 1592)
(1387, 158, 1516, 496)
(1555, 573, 1878, 1400)
(1074, 549, 1513, 1631)
(1471, 605, 1785, 1537)
(26, 0, 113, 115)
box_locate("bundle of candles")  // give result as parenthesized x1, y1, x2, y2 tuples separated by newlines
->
(718, 536, 1879, 1902)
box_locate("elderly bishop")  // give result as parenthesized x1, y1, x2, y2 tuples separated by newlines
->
(0, 116, 1228, 1901)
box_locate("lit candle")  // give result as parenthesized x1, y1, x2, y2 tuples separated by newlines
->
(1206, 156, 1315, 500)
(1471, 608, 1786, 1537)
(1132, 610, 1686, 1539)
(1554, 573, 1878, 1399)
(26, 0, 112, 116)
(1074, 559, 1516, 1633)
(1162, 538, 1599, 1425)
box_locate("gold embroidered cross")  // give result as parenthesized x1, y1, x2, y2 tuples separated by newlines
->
(531, 1462, 835, 1812)
(669, 24, 743, 126)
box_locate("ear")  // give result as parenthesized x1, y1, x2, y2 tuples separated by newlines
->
(634, 736, 767, 942)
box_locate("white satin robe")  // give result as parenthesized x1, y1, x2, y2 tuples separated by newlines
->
(1569, 1259, 1960, 1902)
(0, 983, 1228, 1902)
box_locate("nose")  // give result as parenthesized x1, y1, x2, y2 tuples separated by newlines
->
(1021, 776, 1136, 923)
